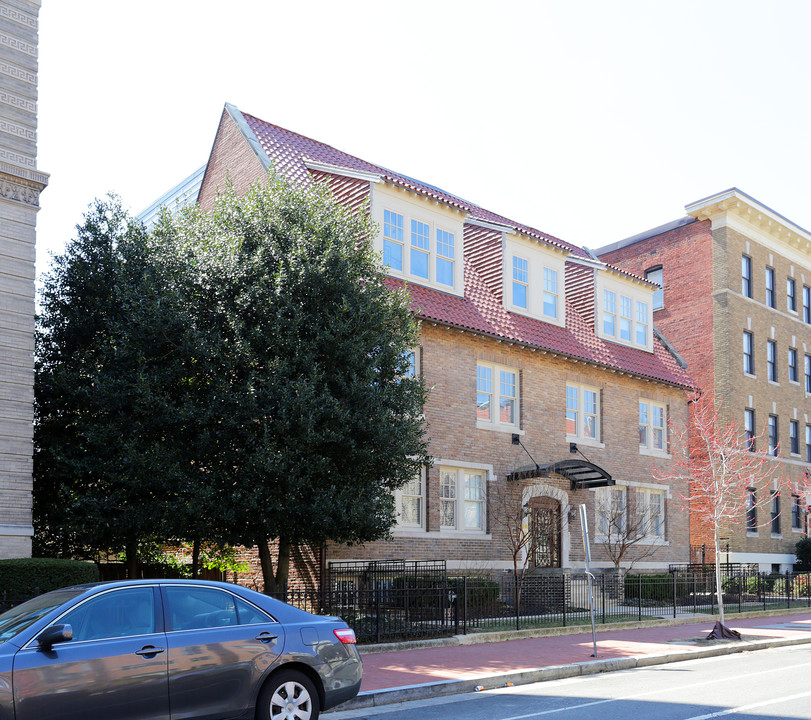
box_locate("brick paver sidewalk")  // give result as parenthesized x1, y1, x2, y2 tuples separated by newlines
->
(357, 613, 811, 692)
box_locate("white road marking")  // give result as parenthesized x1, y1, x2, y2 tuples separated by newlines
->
(683, 689, 811, 719)
(492, 657, 811, 720)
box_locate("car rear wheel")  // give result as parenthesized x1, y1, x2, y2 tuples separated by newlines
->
(257, 669, 320, 720)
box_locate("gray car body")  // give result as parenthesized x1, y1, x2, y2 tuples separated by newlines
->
(0, 579, 362, 720)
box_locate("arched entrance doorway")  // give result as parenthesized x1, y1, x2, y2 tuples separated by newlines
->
(528, 496, 561, 569)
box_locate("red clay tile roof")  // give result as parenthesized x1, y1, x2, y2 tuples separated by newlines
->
(242, 111, 586, 259)
(238, 108, 693, 390)
(384, 266, 693, 390)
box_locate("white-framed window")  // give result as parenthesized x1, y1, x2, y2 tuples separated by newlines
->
(512, 256, 528, 309)
(638, 489, 666, 538)
(436, 229, 455, 287)
(373, 185, 465, 295)
(502, 236, 566, 325)
(477, 363, 519, 431)
(403, 348, 418, 378)
(410, 219, 430, 279)
(639, 400, 667, 455)
(645, 266, 663, 309)
(566, 383, 600, 443)
(543, 267, 558, 319)
(439, 467, 486, 532)
(603, 290, 617, 337)
(636, 301, 648, 345)
(619, 295, 633, 341)
(383, 210, 404, 271)
(394, 471, 425, 529)
(597, 274, 654, 351)
(597, 486, 627, 536)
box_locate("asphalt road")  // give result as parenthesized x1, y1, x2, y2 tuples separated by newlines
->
(330, 643, 811, 720)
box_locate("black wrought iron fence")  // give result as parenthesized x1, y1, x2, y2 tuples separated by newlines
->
(3, 571, 809, 645)
(274, 569, 811, 643)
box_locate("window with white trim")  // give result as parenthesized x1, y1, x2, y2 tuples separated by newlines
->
(788, 277, 797, 312)
(566, 383, 600, 442)
(597, 486, 627, 536)
(743, 331, 755, 375)
(477, 363, 519, 430)
(502, 236, 566, 325)
(638, 488, 666, 539)
(435, 229, 455, 287)
(645, 266, 663, 309)
(373, 185, 464, 295)
(639, 400, 667, 454)
(543, 267, 558, 319)
(597, 275, 654, 351)
(439, 467, 486, 532)
(394, 472, 425, 529)
(410, 219, 430, 279)
(512, 256, 528, 309)
(383, 210, 404, 271)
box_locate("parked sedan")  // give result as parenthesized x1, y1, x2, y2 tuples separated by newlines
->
(0, 579, 361, 720)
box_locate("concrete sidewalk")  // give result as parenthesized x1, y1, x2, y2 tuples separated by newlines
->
(330, 609, 811, 712)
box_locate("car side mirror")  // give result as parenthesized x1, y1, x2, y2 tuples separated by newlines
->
(37, 624, 73, 651)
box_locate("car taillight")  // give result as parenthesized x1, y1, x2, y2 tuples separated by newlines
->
(333, 628, 356, 644)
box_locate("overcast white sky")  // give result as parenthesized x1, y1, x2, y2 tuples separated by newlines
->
(35, 0, 811, 277)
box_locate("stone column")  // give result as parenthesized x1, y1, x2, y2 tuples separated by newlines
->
(0, 0, 48, 558)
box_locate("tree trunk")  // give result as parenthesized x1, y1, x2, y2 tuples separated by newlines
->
(258, 539, 277, 594)
(276, 538, 291, 590)
(714, 527, 725, 625)
(191, 539, 201, 579)
(125, 539, 138, 580)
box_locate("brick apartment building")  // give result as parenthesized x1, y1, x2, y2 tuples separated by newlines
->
(151, 104, 696, 588)
(597, 189, 811, 572)
(0, 0, 47, 559)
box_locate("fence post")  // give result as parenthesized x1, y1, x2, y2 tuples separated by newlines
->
(375, 583, 381, 644)
(711, 572, 715, 616)
(452, 578, 459, 636)
(462, 576, 467, 635)
(601, 573, 606, 625)
(737, 570, 742, 615)
(638, 574, 642, 622)
(562, 575, 567, 627)
(787, 571, 792, 609)
(673, 572, 677, 619)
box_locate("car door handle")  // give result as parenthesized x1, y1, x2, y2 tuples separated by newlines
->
(135, 645, 165, 656)
(255, 632, 278, 643)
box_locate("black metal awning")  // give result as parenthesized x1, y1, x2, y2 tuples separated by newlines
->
(506, 459, 614, 490)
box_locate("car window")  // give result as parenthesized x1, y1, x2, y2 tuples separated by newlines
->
(0, 588, 85, 644)
(234, 597, 272, 625)
(167, 587, 239, 630)
(60, 587, 155, 642)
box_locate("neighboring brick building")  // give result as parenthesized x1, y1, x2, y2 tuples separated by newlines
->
(597, 189, 811, 572)
(0, 0, 47, 558)
(155, 104, 696, 587)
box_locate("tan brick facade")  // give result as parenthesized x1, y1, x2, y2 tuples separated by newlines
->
(327, 323, 690, 574)
(0, 0, 47, 558)
(598, 192, 811, 571)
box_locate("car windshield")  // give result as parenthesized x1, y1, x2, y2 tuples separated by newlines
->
(0, 588, 85, 643)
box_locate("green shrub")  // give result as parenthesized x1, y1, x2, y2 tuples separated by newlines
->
(795, 538, 811, 571)
(0, 558, 98, 596)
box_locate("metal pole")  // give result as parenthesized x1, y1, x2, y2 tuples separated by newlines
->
(579, 504, 598, 657)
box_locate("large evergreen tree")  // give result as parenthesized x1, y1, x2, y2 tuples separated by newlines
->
(35, 175, 429, 589)
(154, 174, 429, 591)
(34, 197, 209, 576)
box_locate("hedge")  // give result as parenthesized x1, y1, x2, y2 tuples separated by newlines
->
(0, 558, 99, 596)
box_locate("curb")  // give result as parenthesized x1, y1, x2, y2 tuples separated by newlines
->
(328, 633, 811, 713)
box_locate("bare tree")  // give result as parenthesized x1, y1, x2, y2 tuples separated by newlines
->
(595, 486, 665, 571)
(653, 393, 791, 636)
(488, 482, 533, 616)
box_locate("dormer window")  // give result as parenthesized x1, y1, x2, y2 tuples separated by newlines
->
(373, 185, 465, 296)
(503, 234, 566, 327)
(597, 273, 654, 352)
